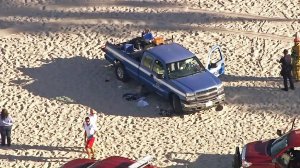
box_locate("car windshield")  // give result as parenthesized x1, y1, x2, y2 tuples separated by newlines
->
(270, 134, 288, 157)
(167, 56, 205, 79)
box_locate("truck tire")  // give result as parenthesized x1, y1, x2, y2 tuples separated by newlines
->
(171, 94, 184, 115)
(115, 63, 129, 82)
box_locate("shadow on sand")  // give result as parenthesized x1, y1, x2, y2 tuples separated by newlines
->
(12, 56, 169, 117)
(164, 152, 233, 168)
(11, 56, 300, 117)
(220, 74, 300, 116)
(0, 153, 68, 162)
(0, 0, 298, 37)
(7, 144, 82, 153)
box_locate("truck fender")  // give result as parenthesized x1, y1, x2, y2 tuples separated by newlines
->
(169, 93, 184, 115)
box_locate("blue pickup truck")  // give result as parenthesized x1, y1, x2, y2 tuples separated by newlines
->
(101, 35, 225, 114)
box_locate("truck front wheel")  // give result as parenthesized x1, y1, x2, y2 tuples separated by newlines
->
(115, 63, 129, 82)
(171, 94, 184, 115)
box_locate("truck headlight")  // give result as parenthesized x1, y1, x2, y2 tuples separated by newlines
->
(186, 96, 196, 101)
(242, 160, 252, 167)
(241, 146, 252, 167)
(217, 84, 224, 94)
(186, 93, 196, 101)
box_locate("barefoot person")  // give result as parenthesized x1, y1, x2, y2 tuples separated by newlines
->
(0, 109, 13, 147)
(83, 117, 96, 159)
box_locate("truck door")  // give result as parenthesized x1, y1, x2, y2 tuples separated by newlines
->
(139, 53, 156, 91)
(151, 59, 168, 97)
(206, 45, 225, 77)
(139, 53, 168, 96)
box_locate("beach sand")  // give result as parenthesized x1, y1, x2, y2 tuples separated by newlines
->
(0, 0, 300, 167)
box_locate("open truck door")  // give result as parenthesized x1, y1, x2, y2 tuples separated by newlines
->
(206, 45, 225, 77)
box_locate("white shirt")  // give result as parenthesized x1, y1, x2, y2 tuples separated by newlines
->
(0, 116, 13, 127)
(87, 114, 98, 130)
(83, 123, 96, 138)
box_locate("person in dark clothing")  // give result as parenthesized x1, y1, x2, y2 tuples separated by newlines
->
(0, 109, 13, 146)
(279, 49, 295, 91)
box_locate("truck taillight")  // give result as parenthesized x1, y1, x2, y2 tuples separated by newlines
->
(242, 160, 252, 167)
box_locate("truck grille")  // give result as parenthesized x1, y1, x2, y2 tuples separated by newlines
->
(195, 87, 219, 103)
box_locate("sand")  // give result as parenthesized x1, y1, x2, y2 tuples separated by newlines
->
(0, 0, 300, 167)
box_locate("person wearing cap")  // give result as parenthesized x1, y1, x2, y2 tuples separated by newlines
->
(279, 49, 295, 91)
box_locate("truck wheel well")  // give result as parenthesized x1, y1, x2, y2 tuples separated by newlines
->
(169, 93, 184, 115)
(168, 93, 175, 103)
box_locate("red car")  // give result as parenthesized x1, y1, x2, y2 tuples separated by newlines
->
(62, 155, 157, 168)
(233, 119, 300, 168)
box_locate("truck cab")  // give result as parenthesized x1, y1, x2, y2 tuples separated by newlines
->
(233, 129, 300, 168)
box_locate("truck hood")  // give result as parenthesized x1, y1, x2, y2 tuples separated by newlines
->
(170, 71, 221, 93)
(245, 140, 272, 164)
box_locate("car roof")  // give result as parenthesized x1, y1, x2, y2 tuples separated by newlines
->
(94, 156, 156, 168)
(62, 158, 95, 168)
(288, 129, 300, 147)
(147, 43, 194, 64)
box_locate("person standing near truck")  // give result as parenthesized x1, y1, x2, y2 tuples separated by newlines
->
(279, 49, 295, 91)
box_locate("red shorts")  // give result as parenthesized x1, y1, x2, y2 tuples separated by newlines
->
(85, 137, 95, 149)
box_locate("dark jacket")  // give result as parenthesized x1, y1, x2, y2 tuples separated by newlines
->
(280, 54, 292, 76)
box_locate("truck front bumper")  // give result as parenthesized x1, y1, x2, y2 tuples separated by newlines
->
(181, 93, 225, 112)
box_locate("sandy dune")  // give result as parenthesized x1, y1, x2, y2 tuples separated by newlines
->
(0, 0, 300, 167)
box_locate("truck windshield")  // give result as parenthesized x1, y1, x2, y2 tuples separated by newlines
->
(270, 135, 288, 157)
(167, 56, 204, 79)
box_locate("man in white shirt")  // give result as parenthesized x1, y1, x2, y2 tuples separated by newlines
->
(87, 109, 97, 131)
(83, 117, 96, 159)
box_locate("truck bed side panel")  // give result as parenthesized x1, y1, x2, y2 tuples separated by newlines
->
(105, 43, 140, 80)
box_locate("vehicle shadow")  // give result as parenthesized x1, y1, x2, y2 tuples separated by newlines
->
(0, 154, 68, 162)
(220, 74, 300, 116)
(12, 56, 170, 118)
(220, 74, 282, 82)
(164, 152, 233, 168)
(7, 144, 82, 153)
(12, 56, 300, 117)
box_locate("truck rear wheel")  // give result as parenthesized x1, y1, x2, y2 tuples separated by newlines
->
(115, 63, 129, 82)
(171, 94, 184, 115)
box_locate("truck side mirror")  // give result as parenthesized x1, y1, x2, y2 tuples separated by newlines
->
(277, 129, 283, 136)
(156, 74, 164, 79)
